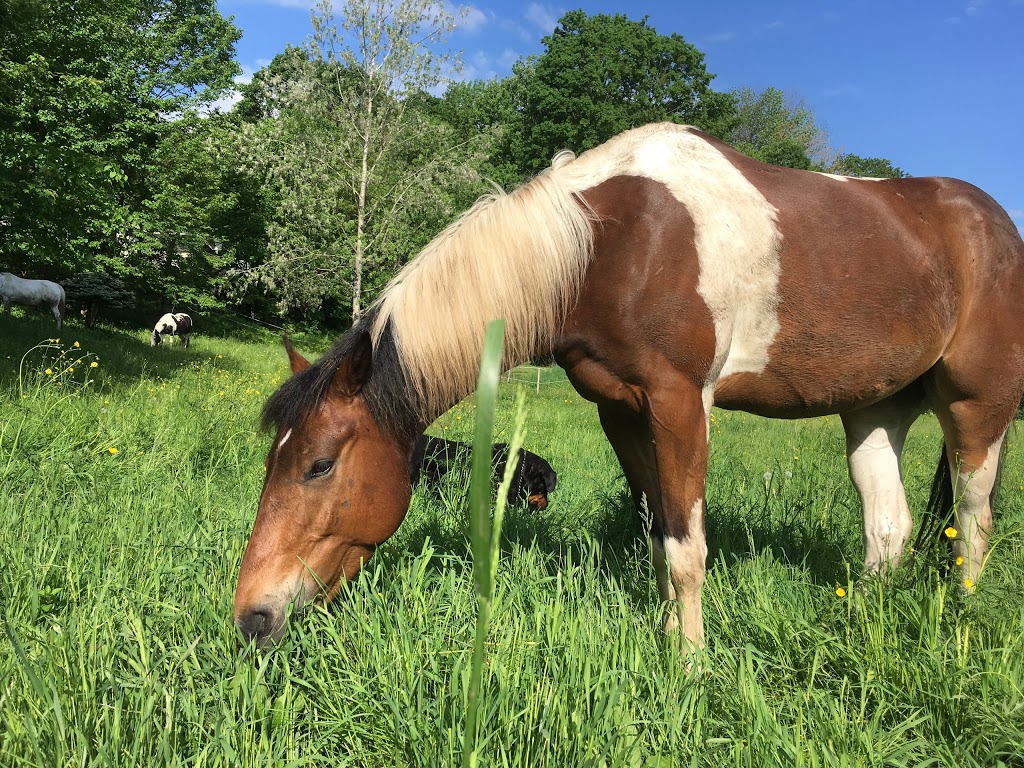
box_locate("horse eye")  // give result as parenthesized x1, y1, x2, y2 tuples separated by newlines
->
(308, 459, 334, 479)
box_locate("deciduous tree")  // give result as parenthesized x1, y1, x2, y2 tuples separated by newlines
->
(234, 0, 486, 322)
(514, 11, 735, 175)
(0, 0, 240, 286)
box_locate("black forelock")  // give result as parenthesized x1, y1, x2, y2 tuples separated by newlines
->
(260, 307, 424, 442)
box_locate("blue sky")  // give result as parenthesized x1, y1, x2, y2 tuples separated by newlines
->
(218, 0, 1024, 229)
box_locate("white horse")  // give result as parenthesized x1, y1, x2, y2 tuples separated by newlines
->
(0, 272, 66, 329)
(151, 313, 192, 349)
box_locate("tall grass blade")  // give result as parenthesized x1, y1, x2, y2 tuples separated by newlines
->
(463, 318, 505, 768)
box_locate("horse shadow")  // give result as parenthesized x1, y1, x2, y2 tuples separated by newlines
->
(375, 476, 857, 610)
(0, 316, 256, 390)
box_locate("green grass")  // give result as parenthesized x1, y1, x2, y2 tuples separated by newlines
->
(1, 314, 1023, 767)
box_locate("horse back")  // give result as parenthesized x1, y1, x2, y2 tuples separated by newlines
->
(561, 126, 1024, 417)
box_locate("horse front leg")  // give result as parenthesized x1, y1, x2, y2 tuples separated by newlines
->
(601, 383, 710, 650)
(646, 385, 711, 651)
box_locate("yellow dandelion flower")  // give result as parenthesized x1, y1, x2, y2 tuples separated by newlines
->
(67, 367, 73, 373)
(964, 578, 975, 589)
(835, 587, 847, 598)
(45, 368, 53, 375)
(107, 447, 119, 455)
(90, 361, 98, 368)
(944, 527, 958, 539)
(955, 556, 964, 566)
(73, 341, 80, 348)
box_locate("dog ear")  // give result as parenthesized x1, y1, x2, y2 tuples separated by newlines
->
(283, 335, 311, 374)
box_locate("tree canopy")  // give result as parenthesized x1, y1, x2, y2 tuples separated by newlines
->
(515, 11, 736, 175)
(0, 0, 240, 298)
(1, 5, 910, 330)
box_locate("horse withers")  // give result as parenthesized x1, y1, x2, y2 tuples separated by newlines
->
(235, 123, 1024, 651)
(0, 272, 65, 329)
(151, 313, 192, 349)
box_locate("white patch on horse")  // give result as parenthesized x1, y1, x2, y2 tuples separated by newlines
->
(845, 423, 914, 572)
(276, 428, 293, 455)
(661, 500, 708, 646)
(557, 124, 783, 385)
(813, 172, 885, 182)
(950, 432, 1007, 588)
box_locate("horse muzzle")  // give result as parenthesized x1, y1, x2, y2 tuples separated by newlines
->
(235, 603, 288, 648)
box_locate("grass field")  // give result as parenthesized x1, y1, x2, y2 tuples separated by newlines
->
(1, 314, 1023, 767)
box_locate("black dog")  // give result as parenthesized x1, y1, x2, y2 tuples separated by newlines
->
(410, 435, 557, 510)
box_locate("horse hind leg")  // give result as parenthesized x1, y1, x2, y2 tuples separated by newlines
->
(930, 394, 1012, 587)
(51, 302, 62, 330)
(841, 390, 927, 575)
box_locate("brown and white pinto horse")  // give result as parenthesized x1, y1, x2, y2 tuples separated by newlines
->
(235, 123, 1024, 649)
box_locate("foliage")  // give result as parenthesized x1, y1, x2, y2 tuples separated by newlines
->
(230, 2, 488, 321)
(729, 86, 835, 169)
(514, 10, 736, 175)
(830, 152, 909, 178)
(0, 0, 240, 292)
(422, 78, 525, 190)
(0, 319, 1022, 765)
(61, 271, 135, 327)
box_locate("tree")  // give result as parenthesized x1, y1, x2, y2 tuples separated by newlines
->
(426, 78, 524, 190)
(728, 87, 834, 170)
(62, 271, 135, 327)
(0, 0, 240, 281)
(233, 1, 484, 322)
(514, 11, 736, 175)
(313, 0, 467, 320)
(829, 153, 908, 179)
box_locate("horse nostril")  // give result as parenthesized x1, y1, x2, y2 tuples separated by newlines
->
(237, 606, 276, 646)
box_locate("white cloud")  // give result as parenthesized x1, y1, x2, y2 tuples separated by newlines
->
(201, 64, 259, 115)
(525, 3, 561, 35)
(965, 0, 986, 14)
(707, 31, 736, 43)
(1009, 208, 1023, 220)
(761, 20, 784, 31)
(262, 0, 315, 8)
(456, 50, 497, 82)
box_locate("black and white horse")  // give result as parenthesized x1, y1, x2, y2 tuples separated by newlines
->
(151, 313, 192, 349)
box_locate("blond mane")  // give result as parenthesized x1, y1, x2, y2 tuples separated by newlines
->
(370, 159, 596, 422)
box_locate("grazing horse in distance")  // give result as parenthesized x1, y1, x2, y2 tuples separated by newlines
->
(0, 272, 65, 329)
(235, 122, 1024, 651)
(151, 312, 192, 349)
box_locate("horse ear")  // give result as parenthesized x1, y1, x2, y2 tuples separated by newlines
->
(282, 335, 310, 374)
(332, 331, 372, 398)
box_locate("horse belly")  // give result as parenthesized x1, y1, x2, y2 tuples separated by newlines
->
(713, 290, 949, 418)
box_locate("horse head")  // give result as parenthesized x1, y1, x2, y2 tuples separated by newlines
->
(233, 334, 412, 647)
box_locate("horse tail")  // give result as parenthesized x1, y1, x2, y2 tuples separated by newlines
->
(912, 441, 954, 553)
(989, 424, 1012, 512)
(58, 287, 66, 321)
(912, 428, 1012, 554)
